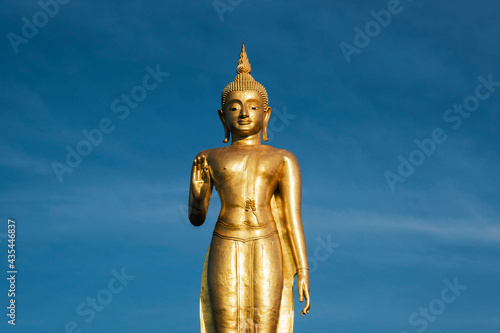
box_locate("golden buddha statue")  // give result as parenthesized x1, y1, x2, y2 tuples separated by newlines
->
(188, 43, 310, 333)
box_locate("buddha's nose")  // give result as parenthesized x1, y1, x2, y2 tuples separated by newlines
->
(240, 107, 249, 118)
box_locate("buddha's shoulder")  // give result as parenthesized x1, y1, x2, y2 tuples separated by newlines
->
(265, 146, 297, 158)
(193, 147, 222, 159)
(261, 146, 299, 168)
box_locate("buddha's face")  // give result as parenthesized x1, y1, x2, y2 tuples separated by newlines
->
(222, 90, 268, 138)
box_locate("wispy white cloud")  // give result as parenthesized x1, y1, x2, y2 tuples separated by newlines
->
(305, 205, 500, 243)
(0, 144, 52, 175)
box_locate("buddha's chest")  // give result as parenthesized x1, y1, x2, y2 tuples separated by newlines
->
(209, 150, 282, 186)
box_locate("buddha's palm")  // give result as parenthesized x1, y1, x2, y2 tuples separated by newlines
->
(191, 155, 210, 200)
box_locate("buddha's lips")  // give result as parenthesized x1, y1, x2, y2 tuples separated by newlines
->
(238, 120, 252, 125)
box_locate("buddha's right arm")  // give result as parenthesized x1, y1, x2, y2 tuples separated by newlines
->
(189, 191, 211, 226)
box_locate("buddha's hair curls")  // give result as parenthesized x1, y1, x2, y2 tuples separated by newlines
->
(221, 43, 269, 110)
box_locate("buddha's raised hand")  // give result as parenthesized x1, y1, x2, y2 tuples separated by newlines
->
(191, 155, 211, 200)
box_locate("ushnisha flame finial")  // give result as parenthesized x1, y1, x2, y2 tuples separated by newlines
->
(221, 42, 269, 110)
(236, 42, 251, 74)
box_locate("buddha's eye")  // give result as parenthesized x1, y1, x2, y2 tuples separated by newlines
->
(228, 105, 240, 111)
(250, 105, 259, 110)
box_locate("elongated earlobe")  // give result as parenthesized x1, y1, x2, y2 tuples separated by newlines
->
(218, 109, 230, 143)
(262, 107, 271, 142)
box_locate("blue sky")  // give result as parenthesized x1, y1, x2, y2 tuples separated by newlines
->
(1, 0, 499, 332)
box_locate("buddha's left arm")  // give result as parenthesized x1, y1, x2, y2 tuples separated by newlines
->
(279, 151, 309, 270)
(278, 151, 310, 315)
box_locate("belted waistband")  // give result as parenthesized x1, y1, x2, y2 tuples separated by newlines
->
(213, 219, 278, 242)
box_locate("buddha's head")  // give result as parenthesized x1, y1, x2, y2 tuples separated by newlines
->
(218, 43, 271, 143)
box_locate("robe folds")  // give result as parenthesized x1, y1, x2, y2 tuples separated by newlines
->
(200, 193, 297, 333)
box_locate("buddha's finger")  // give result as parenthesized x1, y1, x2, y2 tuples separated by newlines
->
(197, 157, 203, 180)
(301, 299, 310, 316)
(193, 159, 199, 181)
(304, 287, 311, 312)
(201, 156, 209, 180)
(202, 156, 208, 171)
(197, 157, 202, 180)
